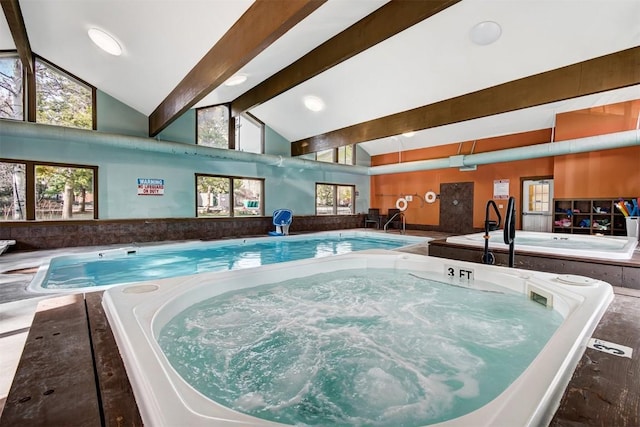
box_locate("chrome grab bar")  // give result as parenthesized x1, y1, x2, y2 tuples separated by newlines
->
(384, 212, 405, 234)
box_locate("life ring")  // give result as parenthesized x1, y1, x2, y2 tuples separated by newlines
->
(425, 191, 437, 204)
(395, 197, 408, 212)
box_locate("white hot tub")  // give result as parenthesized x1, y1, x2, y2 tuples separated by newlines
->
(103, 250, 613, 426)
(445, 230, 638, 260)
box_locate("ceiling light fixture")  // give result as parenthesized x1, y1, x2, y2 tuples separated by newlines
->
(303, 95, 325, 112)
(224, 74, 248, 87)
(469, 21, 502, 46)
(88, 28, 122, 56)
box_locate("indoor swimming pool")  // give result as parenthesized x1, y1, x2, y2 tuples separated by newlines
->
(103, 250, 613, 426)
(445, 230, 638, 260)
(29, 231, 426, 293)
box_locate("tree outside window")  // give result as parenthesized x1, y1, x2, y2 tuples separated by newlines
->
(35, 59, 92, 130)
(0, 162, 26, 221)
(1, 161, 96, 221)
(35, 165, 95, 220)
(316, 183, 355, 215)
(0, 55, 23, 120)
(197, 105, 229, 148)
(197, 175, 263, 217)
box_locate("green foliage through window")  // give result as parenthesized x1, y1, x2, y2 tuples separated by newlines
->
(1, 160, 97, 221)
(35, 165, 95, 220)
(316, 183, 354, 215)
(35, 59, 92, 129)
(197, 174, 263, 217)
(197, 105, 230, 148)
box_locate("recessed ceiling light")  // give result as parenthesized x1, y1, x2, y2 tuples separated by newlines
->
(224, 74, 248, 87)
(88, 28, 122, 56)
(469, 21, 502, 46)
(402, 131, 416, 138)
(303, 95, 325, 112)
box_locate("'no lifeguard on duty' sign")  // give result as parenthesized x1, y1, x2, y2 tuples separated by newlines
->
(137, 178, 165, 196)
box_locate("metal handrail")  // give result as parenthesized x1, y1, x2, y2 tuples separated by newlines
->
(384, 212, 405, 234)
(504, 196, 517, 267)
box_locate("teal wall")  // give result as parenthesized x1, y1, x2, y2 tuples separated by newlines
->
(96, 90, 148, 137)
(0, 94, 370, 219)
(157, 109, 196, 144)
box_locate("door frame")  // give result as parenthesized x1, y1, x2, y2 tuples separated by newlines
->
(520, 175, 554, 232)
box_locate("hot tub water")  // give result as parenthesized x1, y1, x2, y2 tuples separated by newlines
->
(158, 269, 562, 426)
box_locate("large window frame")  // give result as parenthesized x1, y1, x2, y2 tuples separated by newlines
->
(315, 145, 355, 165)
(196, 173, 264, 218)
(196, 104, 264, 154)
(34, 56, 96, 130)
(0, 52, 25, 121)
(315, 183, 355, 215)
(0, 51, 96, 129)
(0, 158, 98, 221)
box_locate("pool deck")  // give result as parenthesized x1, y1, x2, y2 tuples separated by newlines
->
(1, 230, 639, 425)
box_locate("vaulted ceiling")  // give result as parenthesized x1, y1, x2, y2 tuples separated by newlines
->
(2, 0, 639, 157)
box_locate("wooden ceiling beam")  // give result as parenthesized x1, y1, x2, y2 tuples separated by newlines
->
(1, 0, 34, 75)
(149, 0, 326, 137)
(231, 0, 461, 116)
(291, 46, 640, 156)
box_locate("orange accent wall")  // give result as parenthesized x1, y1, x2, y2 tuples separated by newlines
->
(553, 100, 640, 199)
(371, 129, 553, 229)
(370, 100, 640, 230)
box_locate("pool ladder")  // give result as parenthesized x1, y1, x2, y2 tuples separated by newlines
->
(384, 211, 405, 234)
(482, 200, 502, 265)
(504, 196, 516, 268)
(482, 196, 516, 267)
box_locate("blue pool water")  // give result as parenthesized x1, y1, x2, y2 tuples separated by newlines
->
(159, 268, 562, 426)
(40, 233, 424, 290)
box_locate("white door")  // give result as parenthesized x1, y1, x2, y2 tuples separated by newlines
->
(522, 179, 554, 232)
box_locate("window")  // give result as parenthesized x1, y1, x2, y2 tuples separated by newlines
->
(0, 159, 97, 221)
(35, 58, 94, 130)
(316, 183, 354, 215)
(527, 182, 550, 213)
(235, 113, 263, 154)
(35, 165, 96, 220)
(337, 145, 354, 165)
(198, 106, 264, 154)
(196, 174, 263, 217)
(315, 145, 355, 165)
(0, 54, 24, 120)
(197, 105, 230, 148)
(316, 149, 334, 163)
(0, 161, 26, 220)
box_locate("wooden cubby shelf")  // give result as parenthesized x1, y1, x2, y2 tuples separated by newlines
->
(553, 198, 632, 236)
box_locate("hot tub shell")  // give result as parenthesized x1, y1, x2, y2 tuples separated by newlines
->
(445, 230, 638, 260)
(103, 250, 613, 426)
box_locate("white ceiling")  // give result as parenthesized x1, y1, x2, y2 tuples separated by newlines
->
(2, 0, 639, 156)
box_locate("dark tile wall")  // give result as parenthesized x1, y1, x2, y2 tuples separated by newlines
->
(0, 215, 364, 251)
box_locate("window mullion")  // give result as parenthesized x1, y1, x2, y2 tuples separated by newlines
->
(25, 162, 36, 220)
